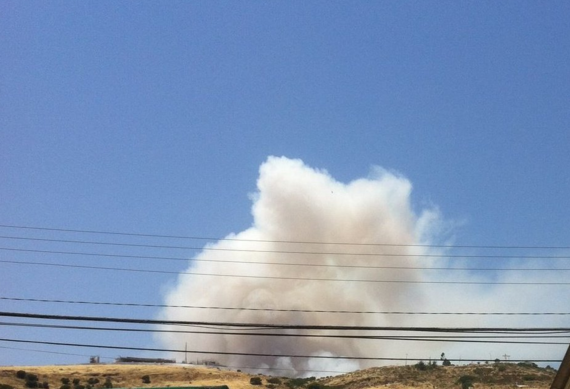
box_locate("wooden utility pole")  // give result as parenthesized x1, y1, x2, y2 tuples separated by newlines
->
(550, 344, 570, 389)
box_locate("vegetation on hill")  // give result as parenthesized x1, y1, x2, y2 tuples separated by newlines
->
(0, 362, 557, 389)
(321, 362, 556, 389)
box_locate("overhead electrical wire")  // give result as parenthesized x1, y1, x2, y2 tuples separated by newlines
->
(0, 344, 349, 374)
(0, 345, 115, 360)
(1, 322, 568, 345)
(222, 365, 350, 374)
(1, 247, 568, 271)
(2, 223, 569, 250)
(2, 312, 569, 333)
(4, 223, 569, 368)
(0, 338, 563, 363)
(2, 259, 569, 285)
(1, 235, 570, 259)
(4, 296, 569, 316)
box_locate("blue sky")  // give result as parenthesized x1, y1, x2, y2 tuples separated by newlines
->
(1, 1, 569, 371)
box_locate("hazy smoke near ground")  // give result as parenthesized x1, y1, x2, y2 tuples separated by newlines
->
(157, 156, 567, 375)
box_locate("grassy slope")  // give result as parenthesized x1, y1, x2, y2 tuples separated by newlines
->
(0, 363, 557, 389)
(322, 363, 556, 389)
(0, 365, 251, 389)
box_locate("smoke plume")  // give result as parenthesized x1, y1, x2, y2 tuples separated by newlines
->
(157, 156, 566, 375)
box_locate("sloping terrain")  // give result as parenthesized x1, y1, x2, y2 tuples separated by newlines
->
(0, 362, 557, 389)
(0, 365, 250, 389)
(321, 362, 556, 389)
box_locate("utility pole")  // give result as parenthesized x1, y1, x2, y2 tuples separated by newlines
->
(550, 344, 570, 389)
(503, 354, 510, 362)
(184, 342, 188, 364)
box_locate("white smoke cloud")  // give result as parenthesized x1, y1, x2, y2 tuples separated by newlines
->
(157, 156, 567, 375)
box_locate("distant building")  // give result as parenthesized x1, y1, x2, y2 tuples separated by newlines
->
(195, 359, 224, 368)
(115, 356, 176, 364)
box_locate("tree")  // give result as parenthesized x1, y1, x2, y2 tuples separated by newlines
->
(457, 376, 475, 389)
(249, 377, 262, 386)
(415, 361, 427, 371)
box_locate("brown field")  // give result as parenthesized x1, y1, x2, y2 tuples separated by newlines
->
(0, 365, 251, 389)
(0, 363, 557, 389)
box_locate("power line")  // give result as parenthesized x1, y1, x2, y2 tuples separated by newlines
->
(0, 344, 349, 375)
(3, 296, 570, 316)
(0, 345, 114, 360)
(1, 247, 568, 271)
(2, 223, 569, 250)
(2, 311, 569, 333)
(0, 344, 347, 374)
(0, 337, 563, 363)
(3, 259, 569, 285)
(223, 365, 351, 375)
(2, 235, 570, 259)
(1, 322, 567, 345)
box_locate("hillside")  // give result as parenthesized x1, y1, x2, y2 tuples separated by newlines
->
(0, 363, 557, 389)
(321, 362, 556, 388)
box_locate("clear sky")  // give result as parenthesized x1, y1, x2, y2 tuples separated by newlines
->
(1, 1, 569, 373)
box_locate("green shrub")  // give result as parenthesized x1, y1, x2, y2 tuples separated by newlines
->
(442, 359, 451, 366)
(518, 362, 538, 369)
(26, 375, 39, 383)
(60, 385, 71, 389)
(457, 375, 475, 389)
(285, 378, 314, 389)
(307, 383, 321, 389)
(72, 379, 80, 386)
(103, 379, 112, 389)
(25, 381, 38, 388)
(87, 379, 99, 386)
(61, 379, 70, 385)
(250, 377, 262, 386)
(415, 361, 427, 371)
(0, 384, 15, 389)
(267, 378, 281, 385)
(141, 376, 151, 384)
(16, 371, 27, 380)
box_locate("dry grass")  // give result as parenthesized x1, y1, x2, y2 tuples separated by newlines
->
(0, 362, 557, 389)
(0, 364, 253, 389)
(321, 363, 556, 389)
